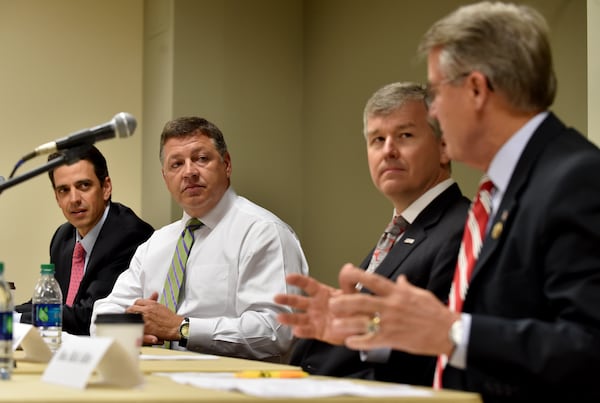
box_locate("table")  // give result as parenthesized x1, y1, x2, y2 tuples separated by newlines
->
(6, 347, 482, 403)
(14, 347, 301, 374)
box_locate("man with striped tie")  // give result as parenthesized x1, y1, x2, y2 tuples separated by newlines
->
(91, 117, 309, 361)
(324, 2, 600, 402)
(275, 82, 469, 385)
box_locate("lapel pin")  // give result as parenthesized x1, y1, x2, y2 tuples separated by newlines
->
(491, 222, 503, 239)
(403, 238, 415, 244)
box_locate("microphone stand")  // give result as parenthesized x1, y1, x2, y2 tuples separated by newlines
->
(0, 144, 93, 195)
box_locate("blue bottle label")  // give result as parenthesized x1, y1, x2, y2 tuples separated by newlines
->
(33, 303, 62, 327)
(0, 311, 13, 341)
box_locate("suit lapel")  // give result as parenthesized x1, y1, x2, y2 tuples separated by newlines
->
(54, 227, 77, 295)
(83, 202, 115, 278)
(471, 113, 565, 283)
(374, 225, 425, 280)
(373, 184, 462, 281)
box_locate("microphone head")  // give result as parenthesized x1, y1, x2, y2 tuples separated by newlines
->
(112, 112, 137, 138)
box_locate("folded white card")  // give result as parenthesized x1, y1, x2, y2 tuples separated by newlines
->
(12, 322, 53, 362)
(42, 336, 144, 389)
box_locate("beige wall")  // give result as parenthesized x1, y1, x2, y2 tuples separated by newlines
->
(0, 0, 144, 302)
(301, 0, 588, 286)
(0, 0, 591, 304)
(590, 0, 600, 146)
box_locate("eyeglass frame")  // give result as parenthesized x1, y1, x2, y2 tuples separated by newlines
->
(425, 72, 494, 104)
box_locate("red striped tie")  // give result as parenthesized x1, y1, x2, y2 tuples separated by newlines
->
(433, 176, 494, 389)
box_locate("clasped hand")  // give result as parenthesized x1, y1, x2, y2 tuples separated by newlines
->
(125, 291, 184, 346)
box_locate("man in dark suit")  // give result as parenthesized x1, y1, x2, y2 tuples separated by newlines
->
(16, 146, 153, 335)
(325, 2, 600, 402)
(275, 82, 469, 385)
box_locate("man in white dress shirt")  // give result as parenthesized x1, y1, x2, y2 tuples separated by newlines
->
(91, 116, 308, 361)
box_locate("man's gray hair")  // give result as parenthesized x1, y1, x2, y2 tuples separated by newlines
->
(363, 82, 441, 139)
(418, 1, 556, 112)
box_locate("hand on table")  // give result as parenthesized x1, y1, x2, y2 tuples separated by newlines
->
(126, 291, 184, 346)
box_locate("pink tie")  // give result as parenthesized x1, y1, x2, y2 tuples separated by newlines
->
(433, 176, 494, 389)
(66, 242, 86, 306)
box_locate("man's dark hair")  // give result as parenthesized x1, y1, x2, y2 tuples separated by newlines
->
(48, 146, 110, 199)
(159, 117, 228, 163)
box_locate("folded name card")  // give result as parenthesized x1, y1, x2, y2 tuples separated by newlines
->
(42, 336, 144, 389)
(13, 322, 53, 362)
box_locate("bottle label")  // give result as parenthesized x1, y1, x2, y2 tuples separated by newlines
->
(0, 311, 13, 341)
(33, 303, 62, 327)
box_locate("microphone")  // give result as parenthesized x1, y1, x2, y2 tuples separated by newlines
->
(32, 112, 136, 156)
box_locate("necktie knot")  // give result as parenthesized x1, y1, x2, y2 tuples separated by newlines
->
(186, 218, 203, 232)
(476, 176, 494, 202)
(385, 215, 408, 237)
(73, 242, 86, 262)
(361, 215, 409, 283)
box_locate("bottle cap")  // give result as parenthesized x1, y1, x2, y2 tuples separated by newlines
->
(41, 263, 55, 274)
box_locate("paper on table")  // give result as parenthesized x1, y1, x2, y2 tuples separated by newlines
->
(43, 336, 144, 389)
(12, 322, 53, 362)
(141, 354, 219, 360)
(155, 372, 433, 398)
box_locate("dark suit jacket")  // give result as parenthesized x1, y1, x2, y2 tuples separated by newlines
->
(16, 202, 153, 335)
(290, 183, 469, 385)
(442, 113, 600, 402)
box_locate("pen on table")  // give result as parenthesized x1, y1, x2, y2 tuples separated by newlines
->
(235, 370, 309, 378)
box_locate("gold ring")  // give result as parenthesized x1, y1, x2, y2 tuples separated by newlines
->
(366, 313, 381, 334)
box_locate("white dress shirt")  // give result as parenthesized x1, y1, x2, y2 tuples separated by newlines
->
(91, 187, 309, 360)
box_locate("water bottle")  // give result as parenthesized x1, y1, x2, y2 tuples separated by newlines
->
(32, 263, 62, 352)
(0, 262, 14, 380)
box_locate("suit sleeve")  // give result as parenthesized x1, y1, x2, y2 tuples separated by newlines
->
(61, 206, 153, 335)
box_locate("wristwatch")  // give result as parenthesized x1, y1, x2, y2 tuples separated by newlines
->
(179, 317, 190, 348)
(449, 318, 463, 348)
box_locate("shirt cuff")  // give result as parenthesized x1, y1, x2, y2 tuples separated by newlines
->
(448, 313, 471, 369)
(359, 347, 391, 363)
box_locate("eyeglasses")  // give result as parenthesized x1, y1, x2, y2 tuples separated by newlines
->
(425, 72, 494, 104)
(425, 72, 470, 104)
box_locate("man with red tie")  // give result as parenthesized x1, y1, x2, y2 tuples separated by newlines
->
(315, 2, 600, 402)
(15, 146, 154, 335)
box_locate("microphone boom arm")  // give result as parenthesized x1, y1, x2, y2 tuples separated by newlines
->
(0, 144, 93, 195)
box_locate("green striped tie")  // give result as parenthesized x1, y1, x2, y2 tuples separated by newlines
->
(160, 218, 203, 313)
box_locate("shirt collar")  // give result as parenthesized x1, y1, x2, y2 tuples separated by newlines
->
(487, 111, 548, 195)
(395, 178, 455, 224)
(182, 187, 236, 230)
(77, 202, 110, 253)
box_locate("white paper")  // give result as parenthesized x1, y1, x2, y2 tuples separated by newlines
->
(155, 372, 433, 398)
(12, 322, 53, 362)
(42, 336, 144, 389)
(140, 354, 218, 361)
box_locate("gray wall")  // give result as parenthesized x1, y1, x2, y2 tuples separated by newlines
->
(0, 0, 591, 303)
